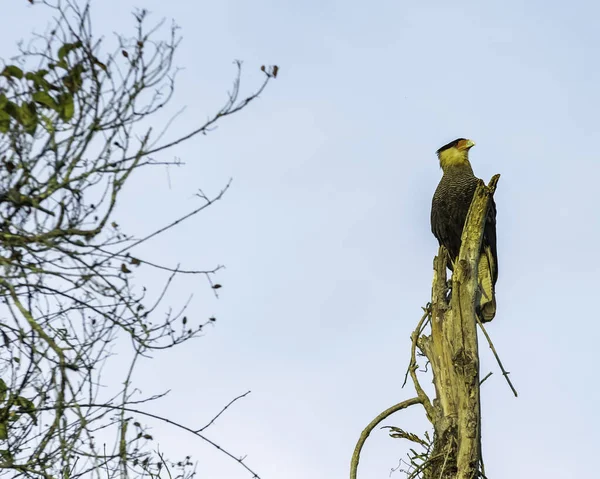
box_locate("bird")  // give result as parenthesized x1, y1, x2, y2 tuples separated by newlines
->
(430, 138, 497, 322)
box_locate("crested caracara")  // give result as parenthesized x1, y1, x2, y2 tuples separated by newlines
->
(431, 138, 498, 322)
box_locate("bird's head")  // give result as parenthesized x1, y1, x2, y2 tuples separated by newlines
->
(436, 138, 475, 170)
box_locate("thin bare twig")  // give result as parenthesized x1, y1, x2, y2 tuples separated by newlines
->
(198, 390, 251, 432)
(476, 315, 518, 397)
(408, 309, 434, 422)
(402, 306, 430, 388)
(479, 371, 493, 386)
(39, 402, 262, 479)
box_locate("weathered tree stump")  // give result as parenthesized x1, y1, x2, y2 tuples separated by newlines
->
(421, 175, 499, 479)
(350, 175, 501, 479)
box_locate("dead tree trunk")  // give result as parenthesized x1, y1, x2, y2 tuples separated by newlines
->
(350, 175, 504, 479)
(420, 175, 500, 479)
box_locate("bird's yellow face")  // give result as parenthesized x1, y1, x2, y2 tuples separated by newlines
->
(437, 138, 475, 169)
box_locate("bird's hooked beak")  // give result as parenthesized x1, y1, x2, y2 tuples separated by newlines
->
(465, 139, 475, 150)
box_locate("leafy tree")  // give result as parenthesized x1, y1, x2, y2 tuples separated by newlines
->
(0, 1, 277, 477)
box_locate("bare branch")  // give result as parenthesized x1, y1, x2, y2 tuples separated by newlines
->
(350, 397, 422, 479)
(476, 316, 518, 397)
(198, 390, 251, 433)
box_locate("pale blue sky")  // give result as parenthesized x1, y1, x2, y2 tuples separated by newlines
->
(3, 1, 600, 478)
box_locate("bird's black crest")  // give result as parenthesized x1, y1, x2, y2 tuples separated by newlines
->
(436, 138, 467, 155)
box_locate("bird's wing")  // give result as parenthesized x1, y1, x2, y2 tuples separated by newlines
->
(431, 197, 463, 268)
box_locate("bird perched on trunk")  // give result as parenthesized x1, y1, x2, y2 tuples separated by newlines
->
(430, 138, 498, 322)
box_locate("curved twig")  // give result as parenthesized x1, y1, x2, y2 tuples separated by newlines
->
(350, 397, 422, 479)
(408, 310, 435, 422)
(402, 307, 430, 388)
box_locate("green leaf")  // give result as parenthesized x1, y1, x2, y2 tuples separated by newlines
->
(1, 65, 24, 79)
(0, 423, 7, 441)
(26, 69, 52, 91)
(62, 63, 85, 94)
(0, 379, 7, 404)
(16, 396, 36, 425)
(0, 97, 8, 132)
(40, 113, 55, 134)
(92, 56, 107, 72)
(25, 121, 37, 136)
(33, 91, 58, 111)
(0, 112, 10, 134)
(57, 41, 82, 60)
(57, 93, 74, 122)
(18, 102, 38, 136)
(3, 101, 19, 122)
(0, 449, 13, 464)
(20, 102, 37, 121)
(52, 59, 69, 71)
(16, 396, 34, 411)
